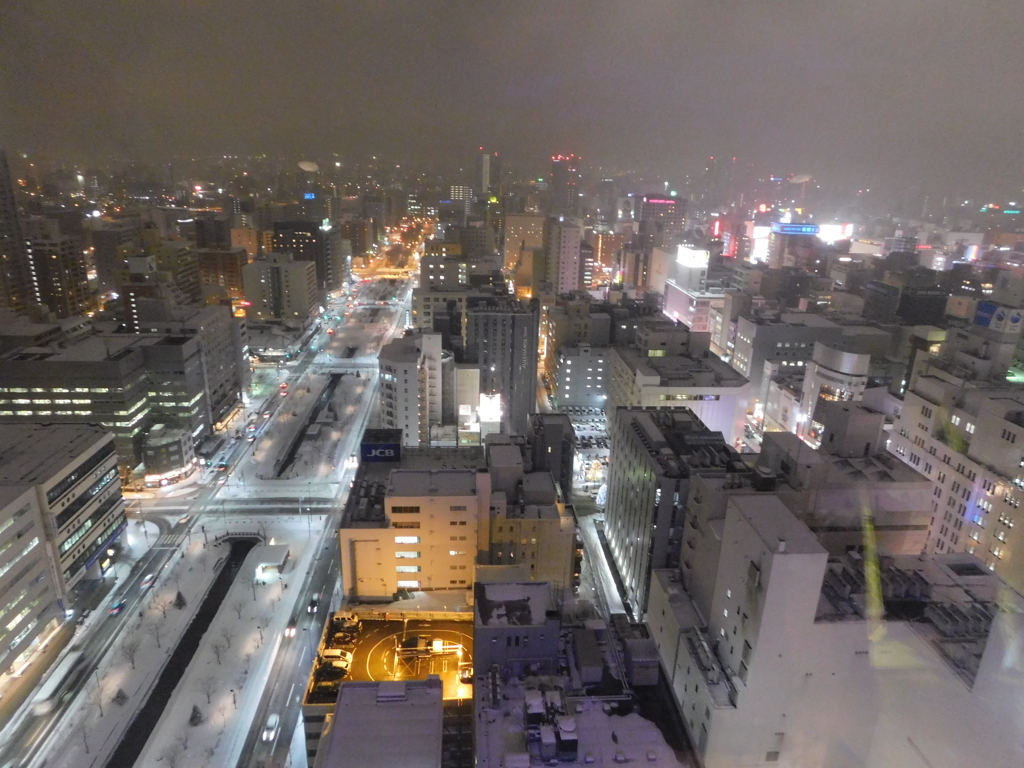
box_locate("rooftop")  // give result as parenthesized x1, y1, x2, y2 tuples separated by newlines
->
(387, 469, 480, 498)
(379, 334, 425, 365)
(475, 582, 551, 627)
(730, 494, 826, 556)
(0, 424, 113, 487)
(614, 347, 748, 388)
(340, 447, 486, 528)
(2, 334, 158, 363)
(618, 408, 746, 478)
(815, 551, 1014, 685)
(316, 678, 444, 768)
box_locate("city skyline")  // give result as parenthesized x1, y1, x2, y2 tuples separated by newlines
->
(3, 1, 1023, 197)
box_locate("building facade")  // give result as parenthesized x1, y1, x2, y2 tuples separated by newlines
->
(464, 296, 540, 435)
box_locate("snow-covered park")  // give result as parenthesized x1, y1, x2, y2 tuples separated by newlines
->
(34, 512, 328, 768)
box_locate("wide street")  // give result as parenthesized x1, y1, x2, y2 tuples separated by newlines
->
(0, 229, 422, 768)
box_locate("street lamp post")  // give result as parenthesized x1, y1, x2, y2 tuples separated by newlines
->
(302, 626, 314, 661)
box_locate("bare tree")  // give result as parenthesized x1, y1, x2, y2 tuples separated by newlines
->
(159, 744, 183, 768)
(220, 626, 235, 649)
(76, 724, 90, 755)
(145, 621, 163, 649)
(195, 676, 217, 705)
(87, 681, 106, 717)
(174, 733, 189, 752)
(243, 653, 252, 673)
(232, 599, 245, 620)
(211, 641, 226, 665)
(120, 636, 142, 670)
(154, 596, 172, 619)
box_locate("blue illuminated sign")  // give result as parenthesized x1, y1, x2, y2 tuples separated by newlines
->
(304, 192, 316, 200)
(771, 222, 820, 235)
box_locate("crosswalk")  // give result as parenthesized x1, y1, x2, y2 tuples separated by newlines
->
(153, 533, 186, 549)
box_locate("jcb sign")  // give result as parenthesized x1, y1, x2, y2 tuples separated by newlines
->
(361, 443, 401, 462)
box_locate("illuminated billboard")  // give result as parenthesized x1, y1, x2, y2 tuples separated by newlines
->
(817, 223, 854, 244)
(676, 245, 710, 269)
(770, 222, 820, 236)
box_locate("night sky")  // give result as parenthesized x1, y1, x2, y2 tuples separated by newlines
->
(2, 0, 1022, 193)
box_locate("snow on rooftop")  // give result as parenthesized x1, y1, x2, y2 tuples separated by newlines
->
(316, 678, 444, 768)
(476, 675, 685, 768)
(476, 582, 550, 626)
(729, 494, 825, 556)
(387, 469, 479, 498)
(0, 423, 111, 487)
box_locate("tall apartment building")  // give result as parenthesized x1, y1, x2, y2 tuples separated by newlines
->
(647, 494, 1020, 768)
(22, 217, 91, 319)
(477, 149, 501, 197)
(196, 245, 249, 302)
(132, 229, 202, 303)
(546, 219, 582, 295)
(637, 194, 685, 249)
(87, 216, 142, 290)
(378, 332, 445, 446)
(502, 214, 546, 271)
(0, 149, 30, 312)
(605, 407, 745, 617)
(464, 296, 540, 435)
(273, 221, 346, 294)
(241, 252, 319, 322)
(0, 424, 126, 600)
(549, 154, 581, 216)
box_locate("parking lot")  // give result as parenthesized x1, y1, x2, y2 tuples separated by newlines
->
(308, 615, 474, 703)
(563, 407, 609, 493)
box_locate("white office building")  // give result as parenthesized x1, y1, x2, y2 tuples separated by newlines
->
(648, 491, 1024, 768)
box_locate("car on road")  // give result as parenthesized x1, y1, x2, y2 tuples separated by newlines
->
(261, 713, 280, 743)
(307, 593, 320, 613)
(459, 664, 474, 684)
(108, 600, 127, 616)
(284, 619, 297, 638)
(216, 461, 228, 472)
(179, 514, 191, 525)
(140, 574, 155, 589)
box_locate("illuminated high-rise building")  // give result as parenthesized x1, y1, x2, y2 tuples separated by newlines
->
(477, 149, 502, 197)
(0, 150, 29, 312)
(23, 217, 91, 319)
(546, 218, 582, 294)
(465, 296, 540, 435)
(273, 221, 345, 294)
(637, 194, 686, 249)
(549, 154, 581, 216)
